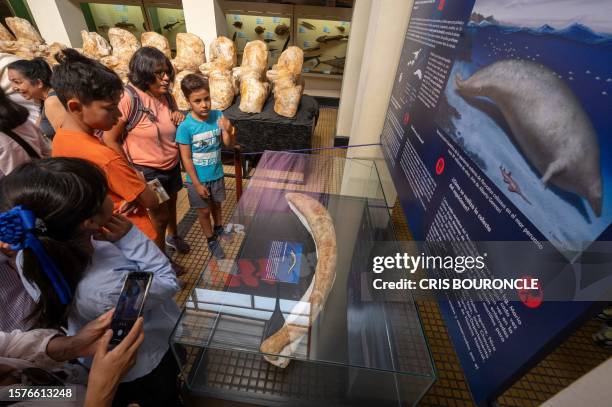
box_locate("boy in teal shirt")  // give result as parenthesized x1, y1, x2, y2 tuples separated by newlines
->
(176, 74, 236, 258)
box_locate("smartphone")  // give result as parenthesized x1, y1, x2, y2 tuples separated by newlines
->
(109, 271, 153, 346)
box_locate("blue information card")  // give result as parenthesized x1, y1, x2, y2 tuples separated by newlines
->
(263, 241, 302, 284)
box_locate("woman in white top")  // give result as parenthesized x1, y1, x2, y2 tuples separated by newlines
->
(0, 87, 50, 177)
(0, 53, 39, 123)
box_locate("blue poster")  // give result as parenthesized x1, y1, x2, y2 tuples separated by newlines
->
(381, 0, 612, 405)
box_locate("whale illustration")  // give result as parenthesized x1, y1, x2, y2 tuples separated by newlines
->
(455, 59, 602, 217)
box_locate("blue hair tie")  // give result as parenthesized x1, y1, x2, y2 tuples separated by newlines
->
(0, 205, 72, 305)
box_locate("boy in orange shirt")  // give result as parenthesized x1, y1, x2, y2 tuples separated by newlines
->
(50, 49, 159, 242)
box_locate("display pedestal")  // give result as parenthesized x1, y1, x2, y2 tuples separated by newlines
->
(222, 95, 319, 154)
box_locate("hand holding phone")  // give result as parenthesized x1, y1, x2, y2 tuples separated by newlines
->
(109, 272, 152, 346)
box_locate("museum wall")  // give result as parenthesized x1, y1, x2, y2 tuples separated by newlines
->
(27, 0, 87, 46)
(338, 0, 413, 207)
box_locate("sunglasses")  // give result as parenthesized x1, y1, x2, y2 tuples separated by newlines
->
(154, 70, 170, 80)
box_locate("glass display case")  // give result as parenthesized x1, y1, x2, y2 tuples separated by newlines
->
(225, 13, 291, 68)
(221, 2, 351, 77)
(80, 2, 147, 41)
(146, 6, 185, 51)
(296, 17, 349, 75)
(170, 152, 436, 406)
(222, 1, 293, 70)
(293, 4, 352, 78)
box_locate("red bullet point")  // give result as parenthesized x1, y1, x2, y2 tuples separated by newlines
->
(518, 276, 543, 309)
(435, 157, 445, 175)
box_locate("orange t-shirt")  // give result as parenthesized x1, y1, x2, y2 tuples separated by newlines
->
(118, 85, 179, 170)
(52, 129, 158, 241)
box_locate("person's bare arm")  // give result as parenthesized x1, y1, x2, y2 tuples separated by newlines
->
(43, 95, 66, 131)
(46, 309, 114, 361)
(103, 119, 130, 163)
(136, 185, 159, 210)
(179, 143, 209, 198)
(218, 116, 236, 148)
(84, 317, 144, 407)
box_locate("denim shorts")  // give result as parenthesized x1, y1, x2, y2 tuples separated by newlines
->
(186, 178, 226, 209)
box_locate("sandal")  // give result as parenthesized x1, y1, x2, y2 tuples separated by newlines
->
(170, 259, 186, 277)
(592, 325, 612, 348)
(595, 305, 612, 322)
(166, 235, 191, 254)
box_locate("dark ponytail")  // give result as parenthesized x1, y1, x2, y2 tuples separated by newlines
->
(0, 87, 29, 131)
(7, 57, 52, 88)
(52, 48, 123, 107)
(0, 158, 108, 328)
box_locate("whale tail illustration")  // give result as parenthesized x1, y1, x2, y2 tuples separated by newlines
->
(587, 183, 603, 217)
(454, 73, 481, 97)
(454, 73, 466, 89)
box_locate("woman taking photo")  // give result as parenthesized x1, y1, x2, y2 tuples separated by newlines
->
(1, 157, 182, 406)
(104, 47, 190, 256)
(7, 58, 65, 139)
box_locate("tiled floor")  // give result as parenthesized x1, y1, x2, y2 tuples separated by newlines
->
(170, 107, 611, 406)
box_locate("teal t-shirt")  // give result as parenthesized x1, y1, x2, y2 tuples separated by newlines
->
(176, 111, 224, 183)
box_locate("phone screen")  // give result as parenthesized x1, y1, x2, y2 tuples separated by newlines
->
(110, 272, 152, 346)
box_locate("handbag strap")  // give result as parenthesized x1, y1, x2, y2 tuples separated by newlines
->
(4, 128, 41, 159)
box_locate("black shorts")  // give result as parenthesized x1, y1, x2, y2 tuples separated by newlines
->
(132, 163, 183, 195)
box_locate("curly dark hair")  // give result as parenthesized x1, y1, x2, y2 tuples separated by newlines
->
(51, 48, 123, 107)
(0, 157, 108, 328)
(180, 73, 209, 99)
(128, 46, 175, 92)
(7, 57, 52, 88)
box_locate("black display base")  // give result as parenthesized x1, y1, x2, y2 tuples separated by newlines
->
(334, 136, 350, 147)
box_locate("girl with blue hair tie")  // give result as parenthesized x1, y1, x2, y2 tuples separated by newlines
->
(0, 157, 182, 406)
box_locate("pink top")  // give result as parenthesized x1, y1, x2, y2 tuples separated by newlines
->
(118, 85, 179, 170)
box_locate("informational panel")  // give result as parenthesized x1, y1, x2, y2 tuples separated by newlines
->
(381, 0, 612, 405)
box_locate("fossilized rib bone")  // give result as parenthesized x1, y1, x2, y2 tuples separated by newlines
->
(259, 192, 337, 368)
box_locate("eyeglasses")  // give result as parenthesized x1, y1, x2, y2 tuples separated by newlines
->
(154, 70, 170, 80)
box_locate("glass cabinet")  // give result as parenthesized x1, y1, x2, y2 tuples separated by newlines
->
(78, 1, 185, 53)
(80, 2, 147, 41)
(222, 2, 352, 77)
(146, 6, 185, 51)
(171, 152, 436, 406)
(225, 13, 292, 68)
(296, 17, 349, 75)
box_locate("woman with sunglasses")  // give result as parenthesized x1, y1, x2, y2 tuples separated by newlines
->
(103, 47, 190, 264)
